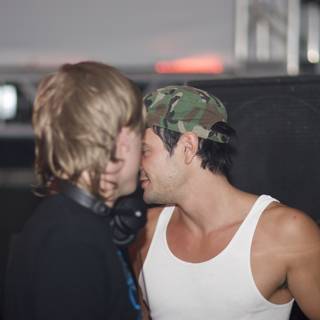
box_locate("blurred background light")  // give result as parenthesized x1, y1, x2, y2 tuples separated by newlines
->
(155, 55, 224, 74)
(0, 85, 18, 121)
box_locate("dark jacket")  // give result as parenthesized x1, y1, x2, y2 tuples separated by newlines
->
(4, 193, 140, 320)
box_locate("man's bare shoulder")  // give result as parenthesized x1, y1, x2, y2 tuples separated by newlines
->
(263, 204, 320, 319)
(259, 202, 320, 255)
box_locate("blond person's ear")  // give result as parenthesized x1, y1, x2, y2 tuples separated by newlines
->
(99, 129, 127, 206)
(99, 159, 123, 203)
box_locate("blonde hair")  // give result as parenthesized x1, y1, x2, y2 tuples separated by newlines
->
(32, 61, 145, 196)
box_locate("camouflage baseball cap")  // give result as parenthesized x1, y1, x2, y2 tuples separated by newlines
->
(143, 85, 230, 143)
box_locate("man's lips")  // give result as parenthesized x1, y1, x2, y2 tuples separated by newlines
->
(140, 180, 149, 189)
(140, 175, 150, 189)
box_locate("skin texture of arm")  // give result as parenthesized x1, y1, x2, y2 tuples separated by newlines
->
(282, 209, 320, 320)
(252, 203, 320, 318)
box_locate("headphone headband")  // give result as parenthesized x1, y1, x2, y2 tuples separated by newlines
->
(58, 180, 147, 247)
(59, 180, 111, 217)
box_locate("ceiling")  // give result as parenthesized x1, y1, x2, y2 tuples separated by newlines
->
(0, 0, 235, 69)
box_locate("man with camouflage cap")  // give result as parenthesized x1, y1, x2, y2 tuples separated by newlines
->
(130, 86, 320, 320)
(145, 85, 229, 143)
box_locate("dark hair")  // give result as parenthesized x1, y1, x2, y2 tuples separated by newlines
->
(152, 122, 236, 178)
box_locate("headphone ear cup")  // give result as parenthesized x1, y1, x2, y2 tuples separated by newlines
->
(111, 192, 147, 247)
(109, 211, 139, 246)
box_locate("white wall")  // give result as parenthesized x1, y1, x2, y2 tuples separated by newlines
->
(0, 0, 235, 68)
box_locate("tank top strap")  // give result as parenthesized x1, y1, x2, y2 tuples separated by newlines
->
(141, 206, 174, 272)
(230, 195, 279, 254)
(138, 206, 174, 300)
(245, 194, 279, 228)
(152, 206, 175, 240)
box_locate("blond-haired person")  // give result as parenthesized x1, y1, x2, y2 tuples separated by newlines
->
(5, 62, 145, 320)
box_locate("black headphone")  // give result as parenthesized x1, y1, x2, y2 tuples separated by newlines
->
(59, 181, 147, 247)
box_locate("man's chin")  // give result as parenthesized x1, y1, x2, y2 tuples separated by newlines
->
(142, 195, 152, 205)
(142, 189, 152, 204)
(142, 190, 163, 206)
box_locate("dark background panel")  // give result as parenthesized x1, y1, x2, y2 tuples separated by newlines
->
(0, 138, 34, 168)
(189, 75, 320, 222)
(0, 188, 40, 317)
(189, 75, 320, 320)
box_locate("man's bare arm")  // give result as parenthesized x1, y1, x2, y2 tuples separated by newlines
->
(283, 209, 320, 320)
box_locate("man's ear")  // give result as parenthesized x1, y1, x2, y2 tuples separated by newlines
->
(179, 132, 199, 165)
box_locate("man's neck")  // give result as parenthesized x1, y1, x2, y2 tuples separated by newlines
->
(173, 172, 255, 234)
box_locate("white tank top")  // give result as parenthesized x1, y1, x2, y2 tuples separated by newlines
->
(139, 195, 294, 320)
